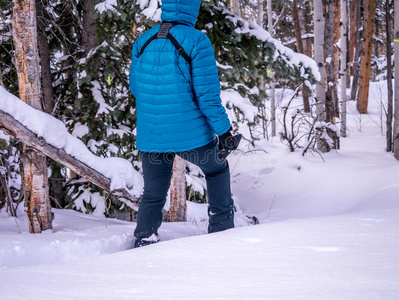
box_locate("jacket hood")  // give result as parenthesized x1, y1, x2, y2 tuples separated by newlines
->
(161, 0, 201, 27)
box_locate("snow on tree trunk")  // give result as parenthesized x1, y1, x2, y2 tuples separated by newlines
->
(12, 0, 52, 233)
(267, 0, 276, 137)
(386, 0, 393, 152)
(0, 108, 141, 211)
(169, 156, 187, 222)
(356, 0, 376, 114)
(340, 0, 348, 138)
(394, 0, 399, 160)
(314, 0, 326, 120)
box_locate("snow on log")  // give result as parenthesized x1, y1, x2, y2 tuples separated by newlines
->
(0, 86, 143, 211)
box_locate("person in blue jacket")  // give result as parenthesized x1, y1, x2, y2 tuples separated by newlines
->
(129, 0, 236, 247)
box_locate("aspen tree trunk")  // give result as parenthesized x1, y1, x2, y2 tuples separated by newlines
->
(267, 0, 276, 137)
(386, 0, 393, 152)
(325, 0, 336, 122)
(230, 0, 240, 16)
(350, 0, 362, 100)
(324, 0, 338, 150)
(394, 0, 399, 160)
(291, 0, 310, 112)
(333, 0, 341, 117)
(333, 0, 341, 85)
(357, 0, 376, 114)
(298, 1, 307, 54)
(169, 156, 186, 222)
(314, 0, 326, 121)
(258, 0, 264, 26)
(303, 1, 313, 57)
(12, 0, 52, 232)
(348, 0, 357, 76)
(340, 0, 348, 138)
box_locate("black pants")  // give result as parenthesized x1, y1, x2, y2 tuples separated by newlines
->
(134, 139, 234, 242)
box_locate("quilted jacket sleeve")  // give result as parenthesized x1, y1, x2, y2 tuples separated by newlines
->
(191, 34, 231, 136)
(129, 41, 140, 97)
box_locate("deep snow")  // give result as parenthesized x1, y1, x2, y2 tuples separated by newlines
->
(0, 81, 398, 299)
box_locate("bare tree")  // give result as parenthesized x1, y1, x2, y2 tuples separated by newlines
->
(314, 0, 326, 121)
(267, 0, 276, 137)
(291, 0, 310, 113)
(394, 0, 399, 160)
(340, 0, 348, 138)
(323, 0, 339, 151)
(12, 0, 52, 233)
(350, 0, 362, 101)
(386, 0, 393, 152)
(357, 0, 377, 114)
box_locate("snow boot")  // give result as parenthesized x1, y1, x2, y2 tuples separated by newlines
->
(134, 234, 160, 248)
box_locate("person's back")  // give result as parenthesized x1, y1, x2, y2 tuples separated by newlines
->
(129, 0, 230, 152)
(129, 0, 236, 248)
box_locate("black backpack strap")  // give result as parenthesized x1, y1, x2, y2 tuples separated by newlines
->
(166, 33, 192, 64)
(138, 22, 192, 64)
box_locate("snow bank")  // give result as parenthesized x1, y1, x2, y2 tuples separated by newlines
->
(0, 86, 143, 199)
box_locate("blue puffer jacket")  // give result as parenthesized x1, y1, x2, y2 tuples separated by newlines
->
(129, 0, 230, 153)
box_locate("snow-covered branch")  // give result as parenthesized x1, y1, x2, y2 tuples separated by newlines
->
(0, 86, 143, 211)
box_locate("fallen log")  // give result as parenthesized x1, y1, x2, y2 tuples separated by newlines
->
(0, 109, 140, 211)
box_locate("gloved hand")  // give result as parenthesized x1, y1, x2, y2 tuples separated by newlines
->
(218, 128, 240, 151)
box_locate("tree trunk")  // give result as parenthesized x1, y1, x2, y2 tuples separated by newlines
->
(298, 0, 307, 54)
(169, 156, 187, 222)
(350, 0, 362, 101)
(258, 0, 264, 28)
(304, 0, 313, 57)
(82, 0, 98, 53)
(340, 0, 348, 138)
(12, 0, 52, 233)
(357, 0, 376, 114)
(325, 0, 336, 123)
(314, 0, 326, 121)
(292, 0, 310, 113)
(0, 107, 140, 211)
(324, 0, 338, 151)
(230, 0, 240, 16)
(0, 64, 3, 87)
(394, 0, 399, 160)
(268, 0, 276, 137)
(386, 0, 393, 152)
(348, 0, 357, 76)
(333, 0, 341, 117)
(291, 0, 304, 54)
(36, 1, 54, 115)
(333, 0, 341, 85)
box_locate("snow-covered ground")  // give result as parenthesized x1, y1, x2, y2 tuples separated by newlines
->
(1, 81, 398, 299)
